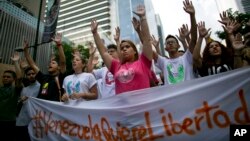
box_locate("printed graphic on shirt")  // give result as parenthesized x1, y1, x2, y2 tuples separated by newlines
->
(66, 81, 72, 95)
(41, 83, 48, 95)
(207, 64, 231, 75)
(105, 71, 115, 85)
(167, 64, 184, 84)
(66, 81, 80, 95)
(117, 68, 135, 83)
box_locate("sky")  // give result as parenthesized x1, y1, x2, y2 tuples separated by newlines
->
(151, 0, 238, 42)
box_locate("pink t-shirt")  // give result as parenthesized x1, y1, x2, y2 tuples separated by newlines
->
(110, 54, 152, 94)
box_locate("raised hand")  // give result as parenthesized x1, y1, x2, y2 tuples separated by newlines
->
(92, 56, 99, 66)
(182, 24, 190, 38)
(218, 11, 230, 25)
(223, 20, 239, 34)
(132, 17, 141, 32)
(19, 58, 29, 70)
(52, 32, 62, 45)
(176, 24, 189, 42)
(197, 21, 211, 38)
(113, 26, 120, 42)
(88, 41, 96, 56)
(11, 52, 20, 62)
(183, 0, 195, 14)
(133, 5, 146, 18)
(91, 19, 98, 34)
(232, 33, 244, 50)
(151, 35, 160, 48)
(23, 40, 29, 50)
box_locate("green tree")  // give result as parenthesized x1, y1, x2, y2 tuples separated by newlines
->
(216, 8, 250, 40)
(52, 42, 90, 73)
(77, 44, 89, 60)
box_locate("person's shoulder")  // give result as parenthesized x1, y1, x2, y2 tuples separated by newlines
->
(80, 72, 93, 77)
(64, 74, 73, 78)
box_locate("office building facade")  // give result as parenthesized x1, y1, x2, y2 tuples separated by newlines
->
(57, 0, 116, 45)
(0, 0, 51, 72)
(57, 0, 161, 47)
(241, 0, 250, 13)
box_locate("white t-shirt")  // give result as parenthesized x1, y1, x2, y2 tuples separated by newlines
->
(63, 73, 97, 97)
(16, 81, 40, 126)
(93, 67, 115, 98)
(155, 50, 195, 85)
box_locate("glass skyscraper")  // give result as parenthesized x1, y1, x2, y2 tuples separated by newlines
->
(57, 0, 161, 47)
(57, 0, 116, 45)
(117, 0, 158, 45)
(0, 0, 51, 72)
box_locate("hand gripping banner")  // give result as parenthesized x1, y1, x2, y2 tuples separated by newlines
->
(27, 67, 250, 141)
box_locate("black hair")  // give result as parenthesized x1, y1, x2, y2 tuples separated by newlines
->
(120, 40, 139, 63)
(202, 40, 233, 68)
(107, 44, 117, 50)
(51, 55, 60, 65)
(24, 67, 34, 74)
(3, 70, 16, 79)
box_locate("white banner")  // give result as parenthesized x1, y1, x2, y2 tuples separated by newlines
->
(27, 67, 250, 141)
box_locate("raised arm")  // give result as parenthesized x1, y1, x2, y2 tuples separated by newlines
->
(86, 42, 97, 73)
(231, 33, 245, 68)
(19, 58, 29, 77)
(133, 5, 152, 60)
(113, 26, 122, 61)
(151, 35, 161, 55)
(176, 24, 190, 51)
(132, 17, 143, 44)
(11, 52, 22, 87)
(182, 24, 191, 45)
(183, 0, 197, 53)
(193, 21, 211, 69)
(52, 33, 66, 73)
(223, 20, 244, 68)
(23, 40, 40, 74)
(91, 19, 113, 69)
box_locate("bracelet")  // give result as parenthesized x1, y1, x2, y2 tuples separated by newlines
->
(56, 43, 62, 46)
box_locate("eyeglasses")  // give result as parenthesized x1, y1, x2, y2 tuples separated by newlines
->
(165, 40, 177, 45)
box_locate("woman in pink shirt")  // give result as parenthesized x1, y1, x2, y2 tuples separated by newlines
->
(91, 5, 153, 94)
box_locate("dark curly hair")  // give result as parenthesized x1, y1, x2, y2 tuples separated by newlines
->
(202, 41, 233, 68)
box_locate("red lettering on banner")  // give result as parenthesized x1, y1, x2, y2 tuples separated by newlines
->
(196, 101, 219, 128)
(234, 89, 250, 124)
(213, 110, 230, 128)
(30, 89, 249, 140)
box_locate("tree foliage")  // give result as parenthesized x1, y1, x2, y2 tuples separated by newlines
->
(215, 8, 250, 40)
(52, 42, 90, 73)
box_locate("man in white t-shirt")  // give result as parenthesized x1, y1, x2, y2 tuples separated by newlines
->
(154, 35, 195, 85)
(87, 44, 119, 98)
(153, 0, 197, 85)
